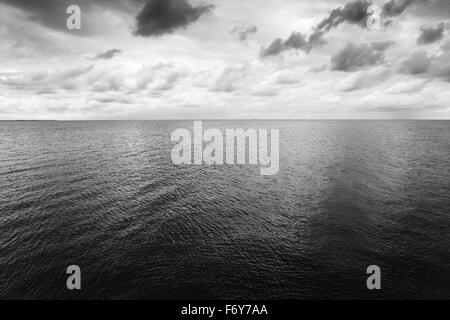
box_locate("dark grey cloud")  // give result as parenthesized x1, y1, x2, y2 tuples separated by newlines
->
(400, 50, 450, 81)
(134, 0, 214, 37)
(260, 39, 284, 57)
(283, 32, 308, 50)
(380, 0, 446, 28)
(317, 0, 372, 31)
(261, 1, 369, 58)
(381, 0, 450, 19)
(330, 41, 394, 71)
(400, 51, 431, 74)
(0, 0, 77, 33)
(91, 49, 123, 60)
(0, 0, 214, 37)
(0, 0, 141, 34)
(230, 25, 258, 42)
(381, 0, 418, 17)
(417, 23, 445, 45)
(260, 31, 326, 57)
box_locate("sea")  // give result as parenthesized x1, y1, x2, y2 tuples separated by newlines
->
(0, 120, 449, 299)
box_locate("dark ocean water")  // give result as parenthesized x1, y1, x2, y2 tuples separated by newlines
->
(0, 120, 449, 299)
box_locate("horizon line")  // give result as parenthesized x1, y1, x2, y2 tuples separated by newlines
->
(1, 119, 449, 121)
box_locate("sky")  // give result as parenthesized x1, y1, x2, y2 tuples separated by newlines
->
(0, 0, 450, 120)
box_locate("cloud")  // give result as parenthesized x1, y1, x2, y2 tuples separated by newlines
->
(412, 0, 450, 18)
(0, 0, 215, 37)
(385, 79, 430, 93)
(260, 31, 326, 57)
(211, 65, 249, 92)
(330, 41, 394, 71)
(335, 66, 391, 91)
(0, 61, 189, 98)
(0, 65, 94, 92)
(274, 69, 303, 85)
(91, 49, 123, 60)
(381, 0, 419, 17)
(134, 0, 214, 37)
(151, 71, 185, 91)
(260, 39, 284, 57)
(400, 50, 450, 81)
(251, 86, 280, 97)
(260, 1, 370, 58)
(441, 40, 450, 52)
(378, 0, 448, 27)
(230, 25, 258, 42)
(400, 51, 431, 74)
(429, 52, 450, 81)
(89, 94, 134, 105)
(381, 0, 450, 19)
(133, 63, 186, 92)
(283, 32, 309, 50)
(0, 0, 80, 32)
(417, 23, 445, 45)
(0, 0, 140, 34)
(317, 0, 372, 31)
